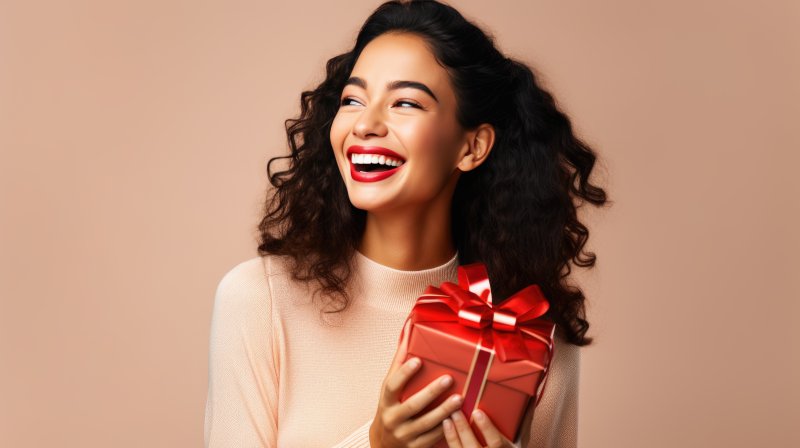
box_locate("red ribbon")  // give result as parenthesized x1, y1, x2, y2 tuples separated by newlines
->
(407, 262, 552, 363)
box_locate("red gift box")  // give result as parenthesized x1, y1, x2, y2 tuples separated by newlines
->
(397, 262, 556, 446)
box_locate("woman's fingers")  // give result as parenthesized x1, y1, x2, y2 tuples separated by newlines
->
(392, 372, 455, 422)
(406, 391, 463, 434)
(383, 356, 422, 403)
(406, 421, 446, 448)
(442, 418, 462, 448)
(472, 409, 511, 447)
(450, 410, 481, 447)
(447, 409, 513, 448)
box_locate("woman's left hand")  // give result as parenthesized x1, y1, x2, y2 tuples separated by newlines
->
(442, 409, 516, 448)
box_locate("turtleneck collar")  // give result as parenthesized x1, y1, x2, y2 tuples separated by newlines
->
(349, 249, 460, 312)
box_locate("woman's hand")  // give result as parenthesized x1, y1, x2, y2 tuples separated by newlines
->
(370, 324, 466, 448)
(370, 356, 465, 447)
(442, 409, 516, 448)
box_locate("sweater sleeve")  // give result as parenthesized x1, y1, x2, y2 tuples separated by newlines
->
(204, 258, 280, 448)
(516, 334, 581, 448)
(203, 257, 377, 448)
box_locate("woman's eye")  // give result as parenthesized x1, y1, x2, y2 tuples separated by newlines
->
(395, 100, 421, 109)
(339, 97, 421, 109)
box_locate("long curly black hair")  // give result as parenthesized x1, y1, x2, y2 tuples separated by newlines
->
(257, 0, 608, 347)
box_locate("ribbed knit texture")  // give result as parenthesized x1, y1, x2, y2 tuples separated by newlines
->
(204, 250, 579, 447)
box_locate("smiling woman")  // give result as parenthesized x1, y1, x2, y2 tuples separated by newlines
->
(204, 1, 608, 447)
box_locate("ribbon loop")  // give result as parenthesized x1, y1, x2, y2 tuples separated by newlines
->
(457, 263, 494, 304)
(408, 262, 552, 363)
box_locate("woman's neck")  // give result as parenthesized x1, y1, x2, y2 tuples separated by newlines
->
(358, 207, 456, 271)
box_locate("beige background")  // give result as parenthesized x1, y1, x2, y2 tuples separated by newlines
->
(1, 0, 798, 446)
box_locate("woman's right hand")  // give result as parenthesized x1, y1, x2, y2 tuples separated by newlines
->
(369, 327, 465, 447)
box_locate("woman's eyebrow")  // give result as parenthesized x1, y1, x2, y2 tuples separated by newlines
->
(344, 76, 439, 103)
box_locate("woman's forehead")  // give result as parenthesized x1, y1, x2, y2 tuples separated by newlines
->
(349, 33, 453, 100)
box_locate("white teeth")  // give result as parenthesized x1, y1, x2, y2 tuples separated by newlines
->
(351, 152, 405, 166)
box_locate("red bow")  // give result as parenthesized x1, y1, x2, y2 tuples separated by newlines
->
(408, 262, 553, 363)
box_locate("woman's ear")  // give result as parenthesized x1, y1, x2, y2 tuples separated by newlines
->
(456, 123, 495, 172)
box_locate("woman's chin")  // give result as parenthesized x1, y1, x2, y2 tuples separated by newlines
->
(346, 194, 401, 214)
(349, 199, 388, 212)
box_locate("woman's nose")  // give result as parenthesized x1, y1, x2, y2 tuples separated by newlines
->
(352, 104, 388, 139)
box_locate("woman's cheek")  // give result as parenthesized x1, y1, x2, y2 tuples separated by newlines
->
(329, 113, 350, 146)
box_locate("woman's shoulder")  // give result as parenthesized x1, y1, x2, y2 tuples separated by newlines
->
(213, 253, 299, 308)
(217, 252, 293, 285)
(551, 324, 582, 366)
(551, 331, 580, 378)
(217, 255, 268, 286)
(212, 256, 275, 310)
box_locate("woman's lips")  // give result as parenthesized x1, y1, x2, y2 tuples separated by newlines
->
(346, 145, 405, 183)
(346, 145, 406, 161)
(348, 155, 404, 182)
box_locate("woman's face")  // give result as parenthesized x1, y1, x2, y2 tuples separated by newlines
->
(330, 32, 469, 214)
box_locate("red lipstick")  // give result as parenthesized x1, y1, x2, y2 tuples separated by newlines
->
(346, 145, 406, 161)
(347, 145, 405, 183)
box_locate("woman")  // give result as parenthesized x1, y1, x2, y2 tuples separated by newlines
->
(204, 1, 606, 447)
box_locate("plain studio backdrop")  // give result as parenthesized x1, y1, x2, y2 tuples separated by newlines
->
(1, 1, 797, 447)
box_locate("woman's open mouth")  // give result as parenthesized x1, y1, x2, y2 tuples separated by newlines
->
(351, 153, 404, 172)
(348, 152, 405, 182)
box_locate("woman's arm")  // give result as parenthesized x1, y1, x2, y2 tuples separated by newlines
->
(204, 258, 280, 447)
(203, 257, 387, 448)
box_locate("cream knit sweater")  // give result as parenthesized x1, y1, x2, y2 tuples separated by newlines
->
(204, 250, 580, 447)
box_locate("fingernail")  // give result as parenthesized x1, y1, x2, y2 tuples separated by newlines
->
(409, 357, 420, 368)
(449, 394, 462, 405)
(440, 375, 453, 386)
(443, 418, 453, 432)
(474, 410, 485, 421)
